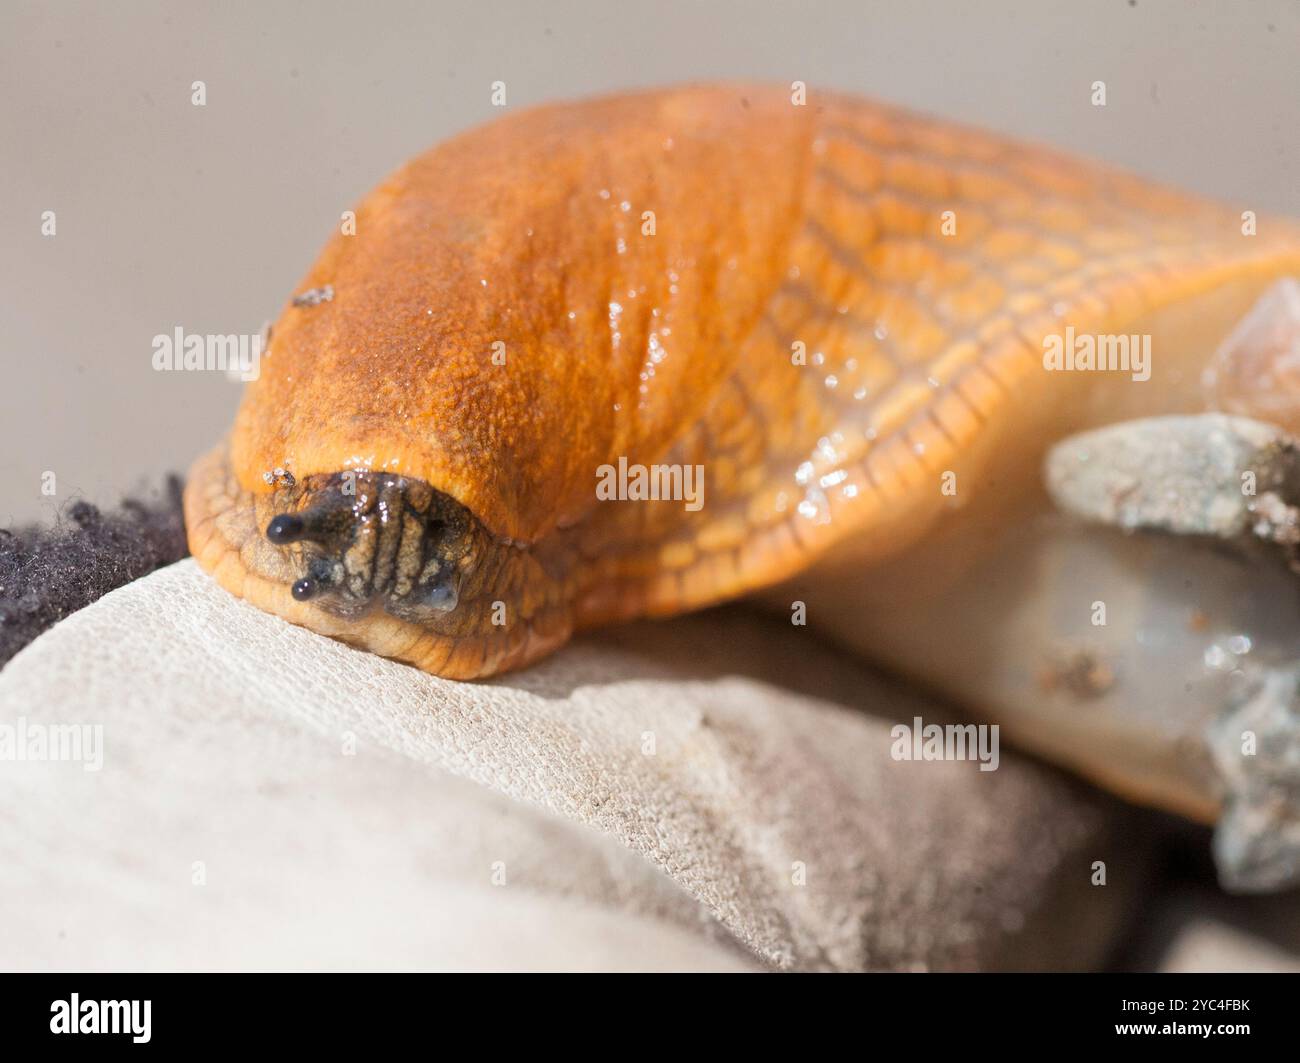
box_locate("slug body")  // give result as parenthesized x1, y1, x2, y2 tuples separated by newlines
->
(185, 84, 1300, 679)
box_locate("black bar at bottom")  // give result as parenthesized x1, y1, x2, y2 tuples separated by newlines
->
(0, 972, 1291, 1050)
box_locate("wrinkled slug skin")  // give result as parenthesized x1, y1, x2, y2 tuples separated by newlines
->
(185, 84, 1300, 678)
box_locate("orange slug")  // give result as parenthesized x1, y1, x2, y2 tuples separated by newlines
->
(184, 83, 1300, 680)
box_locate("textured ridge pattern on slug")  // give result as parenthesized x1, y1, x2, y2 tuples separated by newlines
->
(564, 91, 1300, 624)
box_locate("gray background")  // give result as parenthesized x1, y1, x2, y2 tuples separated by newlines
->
(2, 0, 1297, 524)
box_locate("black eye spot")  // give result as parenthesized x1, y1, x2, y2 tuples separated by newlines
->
(291, 578, 318, 601)
(267, 515, 306, 544)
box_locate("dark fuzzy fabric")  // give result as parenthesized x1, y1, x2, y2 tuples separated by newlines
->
(0, 477, 189, 668)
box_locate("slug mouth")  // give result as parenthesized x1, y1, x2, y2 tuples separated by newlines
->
(183, 445, 574, 678)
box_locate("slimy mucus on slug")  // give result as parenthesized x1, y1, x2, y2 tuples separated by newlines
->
(183, 83, 1300, 680)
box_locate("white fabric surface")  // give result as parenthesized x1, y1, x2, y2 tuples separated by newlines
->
(0, 560, 1131, 971)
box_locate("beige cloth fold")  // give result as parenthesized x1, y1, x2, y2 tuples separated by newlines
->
(0, 560, 1138, 971)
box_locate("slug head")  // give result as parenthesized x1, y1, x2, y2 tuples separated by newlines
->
(183, 447, 574, 678)
(262, 472, 468, 620)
